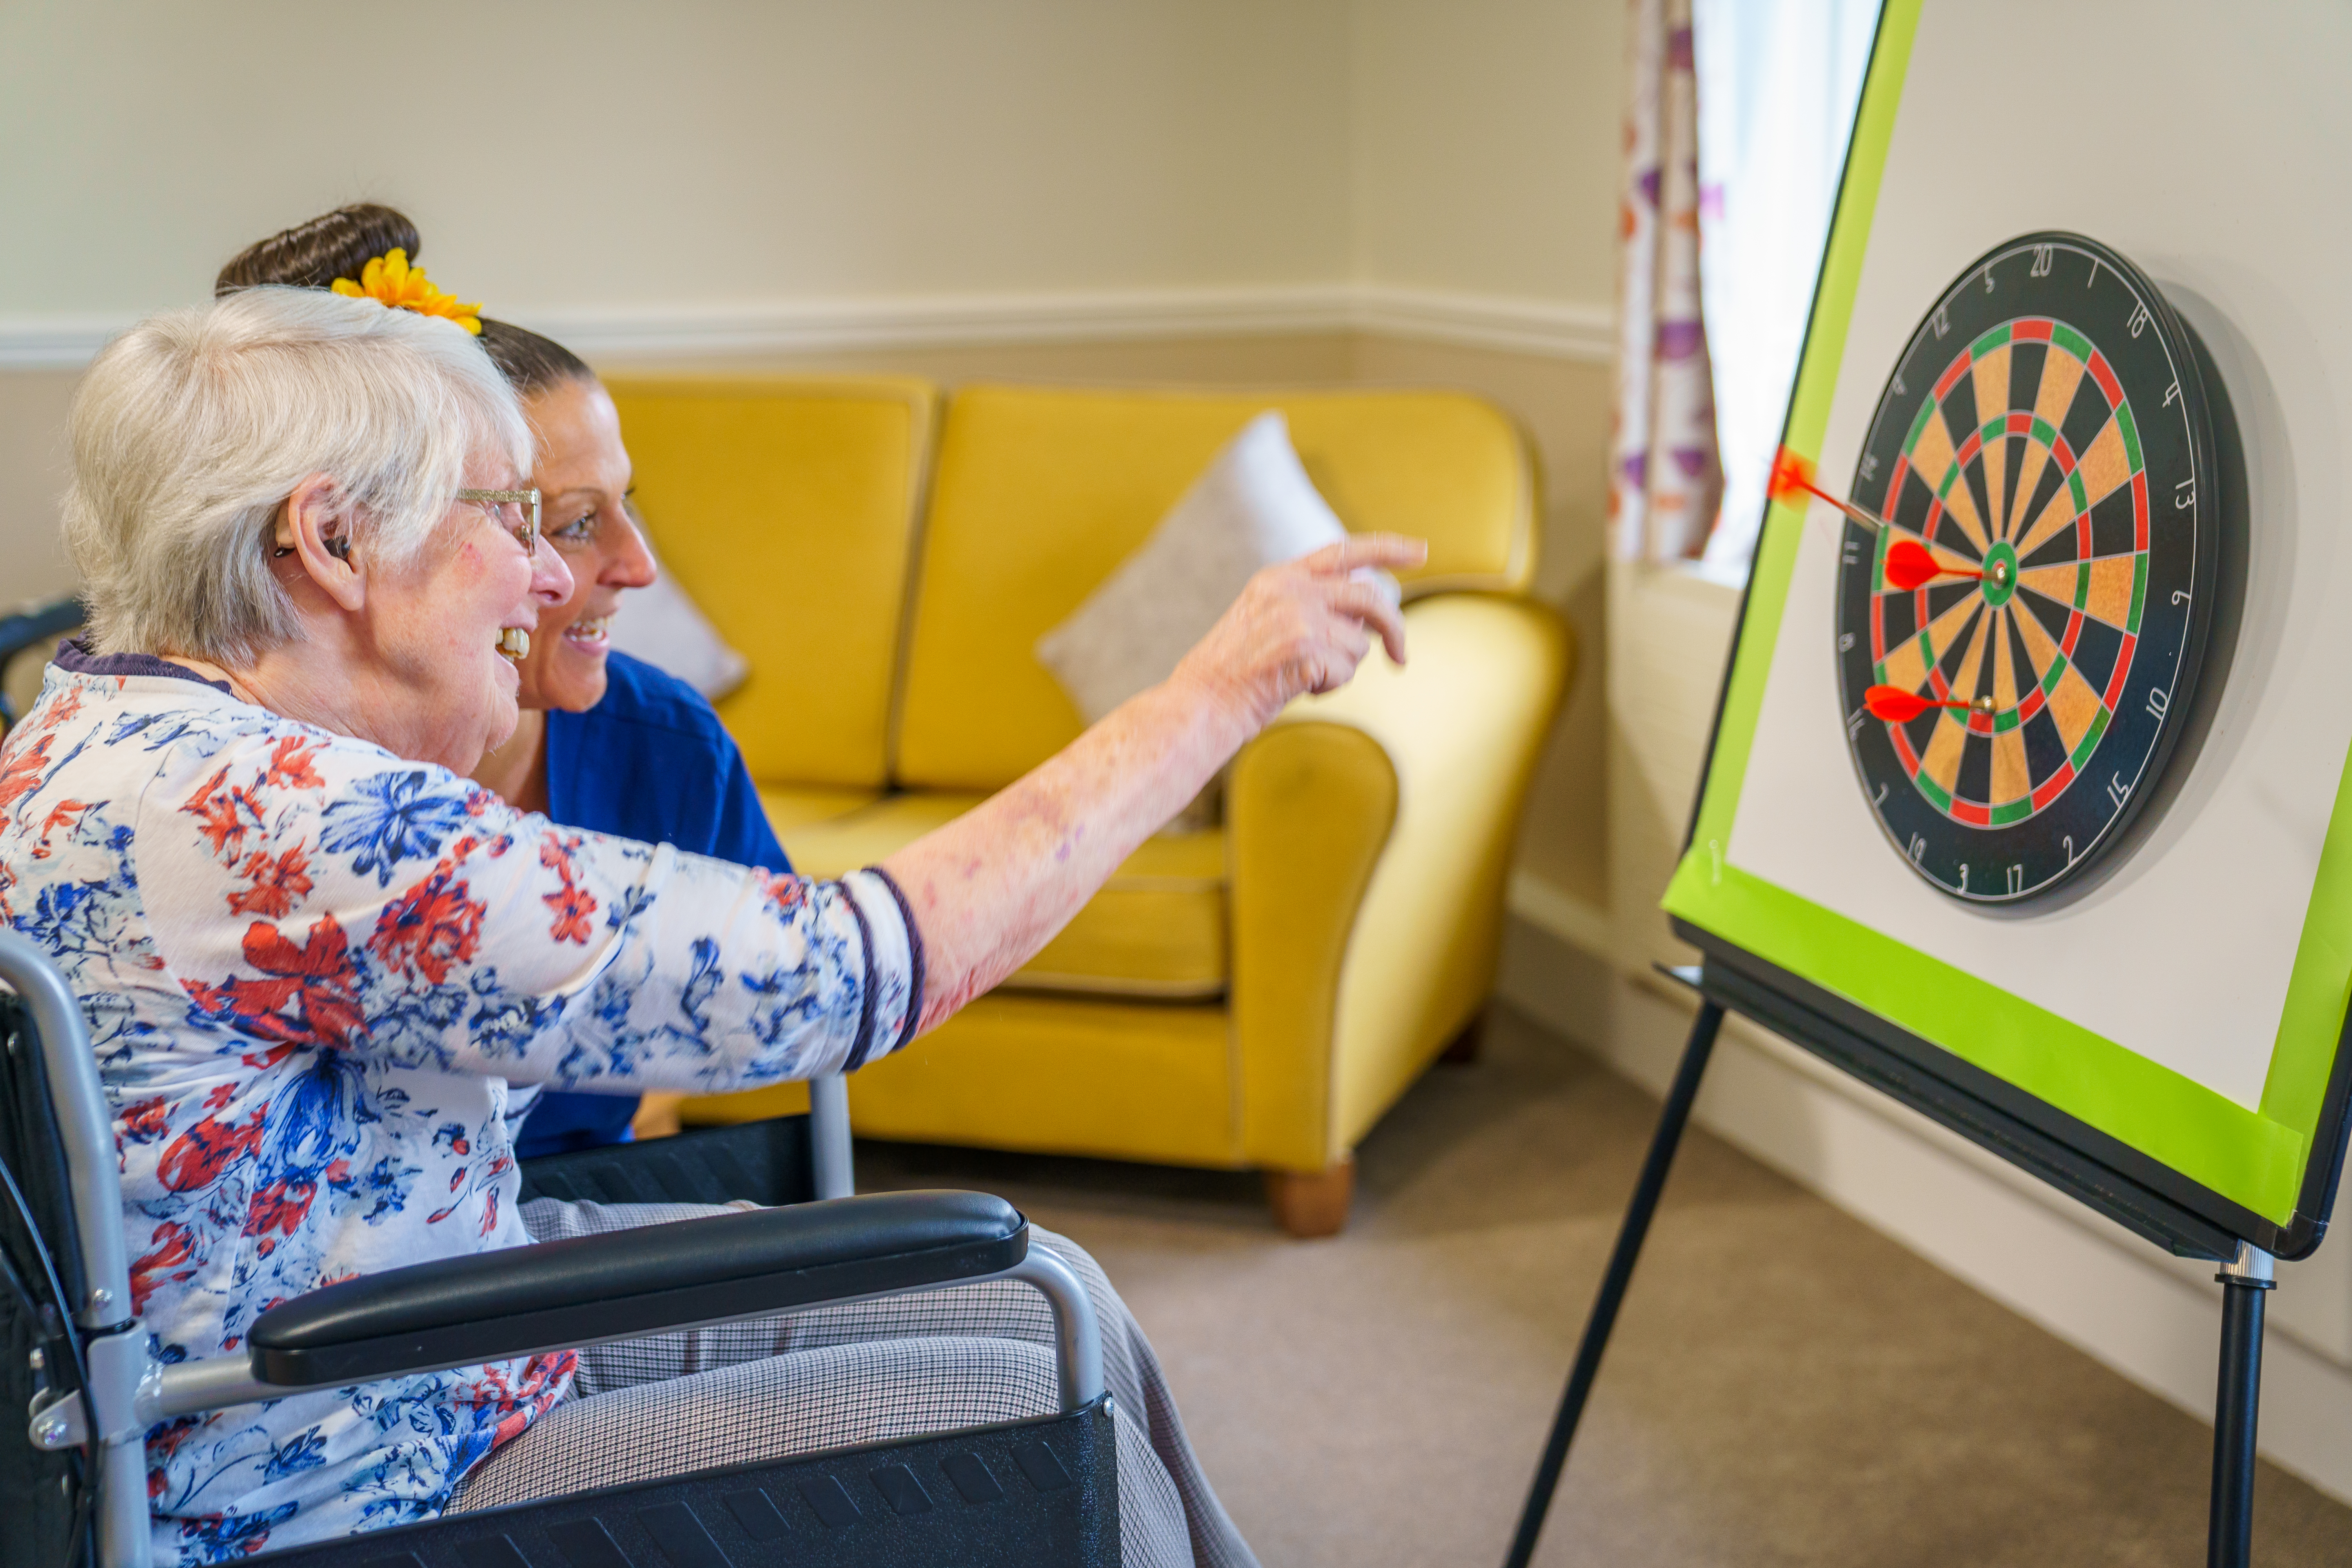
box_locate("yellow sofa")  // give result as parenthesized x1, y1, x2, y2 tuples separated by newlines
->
(606, 377, 1572, 1234)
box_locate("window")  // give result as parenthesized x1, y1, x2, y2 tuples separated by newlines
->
(1692, 0, 1880, 573)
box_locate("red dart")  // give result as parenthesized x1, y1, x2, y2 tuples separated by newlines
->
(1882, 537, 1984, 592)
(1864, 684, 1972, 723)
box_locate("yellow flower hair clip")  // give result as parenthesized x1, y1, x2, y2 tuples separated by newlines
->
(330, 249, 483, 334)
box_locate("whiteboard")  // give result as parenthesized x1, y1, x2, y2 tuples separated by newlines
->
(1666, 0, 2352, 1239)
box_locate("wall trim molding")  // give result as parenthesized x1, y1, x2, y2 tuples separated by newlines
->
(0, 285, 1615, 372)
(1350, 285, 1616, 361)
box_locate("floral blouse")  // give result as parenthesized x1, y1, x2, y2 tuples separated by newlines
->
(0, 652, 922, 1563)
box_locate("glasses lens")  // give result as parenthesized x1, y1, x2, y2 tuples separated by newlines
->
(461, 491, 539, 554)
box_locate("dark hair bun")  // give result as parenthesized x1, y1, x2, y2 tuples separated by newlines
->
(217, 203, 594, 399)
(216, 204, 421, 296)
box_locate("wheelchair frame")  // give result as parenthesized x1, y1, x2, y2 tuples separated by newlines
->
(1, 933, 1120, 1568)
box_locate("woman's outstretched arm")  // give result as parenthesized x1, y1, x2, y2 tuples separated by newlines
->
(882, 533, 1425, 1033)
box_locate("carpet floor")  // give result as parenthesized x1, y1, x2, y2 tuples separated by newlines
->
(851, 1005, 2352, 1566)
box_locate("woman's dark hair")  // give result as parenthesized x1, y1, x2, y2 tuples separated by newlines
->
(216, 204, 594, 398)
(479, 319, 593, 399)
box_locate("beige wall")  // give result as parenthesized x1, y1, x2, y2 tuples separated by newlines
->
(0, 370, 80, 604)
(0, 0, 1354, 319)
(1349, 0, 1624, 303)
(0, 0, 1628, 325)
(1342, 0, 1624, 917)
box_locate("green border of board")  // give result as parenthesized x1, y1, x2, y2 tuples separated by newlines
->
(1659, 0, 2352, 1225)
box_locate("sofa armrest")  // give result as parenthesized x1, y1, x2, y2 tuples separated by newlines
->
(243, 1190, 1020, 1387)
(1228, 719, 1399, 1171)
(1229, 594, 1573, 1170)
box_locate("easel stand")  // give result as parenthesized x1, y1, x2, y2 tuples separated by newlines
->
(1504, 974, 2277, 1568)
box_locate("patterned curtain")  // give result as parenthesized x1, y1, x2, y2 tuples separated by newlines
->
(1609, 0, 1723, 563)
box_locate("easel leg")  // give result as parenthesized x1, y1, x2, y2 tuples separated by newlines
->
(1503, 1000, 1725, 1568)
(2208, 1244, 2274, 1568)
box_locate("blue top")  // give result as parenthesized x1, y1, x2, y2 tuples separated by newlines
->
(513, 651, 792, 1158)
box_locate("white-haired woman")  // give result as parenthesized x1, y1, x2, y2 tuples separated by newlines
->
(0, 286, 1422, 1567)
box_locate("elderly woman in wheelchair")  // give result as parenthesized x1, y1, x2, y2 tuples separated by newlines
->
(0, 284, 1422, 1568)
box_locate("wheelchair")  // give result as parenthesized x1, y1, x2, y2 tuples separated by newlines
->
(0, 932, 1120, 1568)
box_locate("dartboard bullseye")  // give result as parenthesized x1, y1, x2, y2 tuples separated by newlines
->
(1831, 233, 2234, 907)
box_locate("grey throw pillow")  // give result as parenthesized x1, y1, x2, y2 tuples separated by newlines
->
(1036, 410, 1352, 725)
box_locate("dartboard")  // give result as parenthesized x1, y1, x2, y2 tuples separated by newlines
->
(1834, 233, 2232, 907)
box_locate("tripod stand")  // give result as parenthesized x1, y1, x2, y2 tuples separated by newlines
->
(1503, 974, 2278, 1568)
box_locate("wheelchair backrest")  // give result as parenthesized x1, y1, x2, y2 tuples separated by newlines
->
(2, 981, 97, 1568)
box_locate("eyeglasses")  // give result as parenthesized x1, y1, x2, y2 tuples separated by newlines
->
(457, 487, 542, 557)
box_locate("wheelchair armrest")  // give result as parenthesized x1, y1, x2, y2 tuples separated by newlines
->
(248, 1189, 1024, 1387)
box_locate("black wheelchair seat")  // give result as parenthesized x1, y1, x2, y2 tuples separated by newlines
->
(518, 1117, 820, 1210)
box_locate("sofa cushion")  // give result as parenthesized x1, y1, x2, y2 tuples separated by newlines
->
(897, 385, 1534, 790)
(604, 376, 936, 789)
(779, 793, 1228, 999)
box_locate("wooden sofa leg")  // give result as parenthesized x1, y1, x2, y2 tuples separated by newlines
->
(1264, 1158, 1355, 1238)
(1439, 1008, 1486, 1065)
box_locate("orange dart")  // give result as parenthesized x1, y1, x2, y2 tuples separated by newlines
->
(1864, 685, 1973, 723)
(1767, 446, 1820, 506)
(1769, 444, 1901, 535)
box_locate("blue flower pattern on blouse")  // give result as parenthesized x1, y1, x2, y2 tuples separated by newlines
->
(0, 665, 918, 1564)
(319, 769, 479, 887)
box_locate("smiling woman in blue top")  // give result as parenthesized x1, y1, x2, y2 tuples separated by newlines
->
(221, 207, 789, 1156)
(463, 325, 782, 1154)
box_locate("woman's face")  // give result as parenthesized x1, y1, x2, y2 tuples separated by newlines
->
(356, 448, 573, 768)
(513, 377, 656, 713)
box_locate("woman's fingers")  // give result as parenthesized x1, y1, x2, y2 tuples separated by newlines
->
(1170, 533, 1430, 724)
(1292, 534, 1421, 664)
(1326, 576, 1408, 665)
(1310, 619, 1373, 693)
(1300, 532, 1429, 577)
